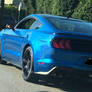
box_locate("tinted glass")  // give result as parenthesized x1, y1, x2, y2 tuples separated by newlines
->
(16, 18, 36, 29)
(30, 20, 42, 29)
(45, 17, 92, 33)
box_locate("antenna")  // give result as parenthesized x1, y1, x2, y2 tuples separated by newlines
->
(67, 10, 74, 19)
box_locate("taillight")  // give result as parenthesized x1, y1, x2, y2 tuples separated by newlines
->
(52, 38, 72, 50)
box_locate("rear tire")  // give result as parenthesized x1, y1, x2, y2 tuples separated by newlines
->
(22, 46, 34, 81)
(0, 56, 2, 64)
(0, 42, 7, 64)
(0, 56, 7, 64)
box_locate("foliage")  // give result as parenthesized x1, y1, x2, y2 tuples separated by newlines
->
(23, 0, 35, 14)
(23, 0, 92, 22)
(4, 5, 26, 21)
(72, 0, 92, 21)
(0, 5, 26, 29)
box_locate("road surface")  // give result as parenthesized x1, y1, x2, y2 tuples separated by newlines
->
(0, 63, 92, 92)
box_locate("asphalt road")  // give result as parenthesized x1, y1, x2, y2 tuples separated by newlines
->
(0, 63, 92, 92)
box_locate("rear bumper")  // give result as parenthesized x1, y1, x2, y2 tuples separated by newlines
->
(37, 58, 92, 73)
(35, 49, 92, 73)
(0, 37, 1, 56)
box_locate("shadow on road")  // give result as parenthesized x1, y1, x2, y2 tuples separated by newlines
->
(35, 91, 49, 92)
(2, 62, 21, 70)
(29, 69, 92, 92)
(3, 62, 92, 92)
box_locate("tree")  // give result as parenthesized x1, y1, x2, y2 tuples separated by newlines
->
(23, 0, 92, 22)
(23, 0, 35, 14)
(72, 0, 92, 22)
(0, 0, 5, 29)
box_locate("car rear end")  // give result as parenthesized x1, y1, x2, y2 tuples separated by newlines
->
(51, 32, 92, 70)
(37, 15, 92, 74)
(37, 32, 92, 74)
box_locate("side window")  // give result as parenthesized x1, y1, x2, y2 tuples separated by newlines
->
(16, 18, 36, 29)
(30, 20, 42, 29)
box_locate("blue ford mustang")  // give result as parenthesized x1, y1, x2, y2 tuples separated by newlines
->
(0, 14, 92, 81)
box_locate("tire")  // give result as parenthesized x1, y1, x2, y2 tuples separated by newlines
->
(0, 42, 7, 64)
(0, 56, 7, 64)
(0, 55, 2, 64)
(22, 46, 34, 81)
(0, 42, 2, 64)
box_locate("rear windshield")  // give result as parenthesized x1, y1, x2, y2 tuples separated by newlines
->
(45, 17, 92, 33)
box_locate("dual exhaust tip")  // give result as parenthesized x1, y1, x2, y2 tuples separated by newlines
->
(85, 58, 92, 65)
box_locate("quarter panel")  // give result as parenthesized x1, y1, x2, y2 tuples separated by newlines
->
(28, 30, 55, 72)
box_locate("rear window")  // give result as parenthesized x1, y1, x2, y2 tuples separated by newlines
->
(45, 17, 92, 33)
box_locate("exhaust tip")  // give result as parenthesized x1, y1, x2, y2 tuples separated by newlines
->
(85, 58, 92, 65)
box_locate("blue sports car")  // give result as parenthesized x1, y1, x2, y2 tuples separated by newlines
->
(0, 14, 92, 81)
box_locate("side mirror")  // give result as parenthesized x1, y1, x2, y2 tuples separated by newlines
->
(5, 24, 15, 31)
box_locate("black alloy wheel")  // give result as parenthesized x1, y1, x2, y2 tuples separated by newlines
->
(22, 46, 34, 81)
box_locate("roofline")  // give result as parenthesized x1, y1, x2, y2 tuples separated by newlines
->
(32, 14, 85, 22)
(22, 14, 91, 24)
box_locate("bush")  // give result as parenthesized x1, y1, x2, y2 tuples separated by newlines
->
(72, 0, 92, 22)
(4, 5, 26, 22)
(23, 0, 92, 22)
(0, 5, 26, 30)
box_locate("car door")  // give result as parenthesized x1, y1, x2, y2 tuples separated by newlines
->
(2, 17, 36, 66)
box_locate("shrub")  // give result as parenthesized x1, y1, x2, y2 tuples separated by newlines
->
(4, 5, 26, 22)
(23, 0, 92, 22)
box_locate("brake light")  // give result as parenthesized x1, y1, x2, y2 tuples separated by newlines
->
(52, 38, 72, 50)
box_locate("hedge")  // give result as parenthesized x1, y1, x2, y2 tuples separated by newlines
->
(0, 5, 26, 29)
(4, 5, 26, 21)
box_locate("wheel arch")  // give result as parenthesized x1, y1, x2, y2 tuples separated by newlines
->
(22, 44, 30, 56)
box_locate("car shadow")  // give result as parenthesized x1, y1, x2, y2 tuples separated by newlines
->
(29, 69, 92, 92)
(1, 61, 21, 70)
(35, 91, 49, 92)
(2, 62, 92, 92)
